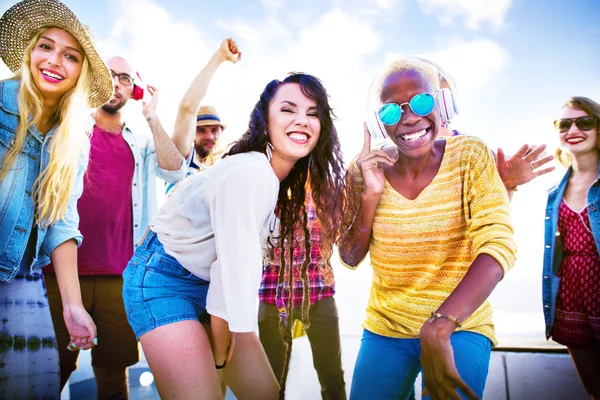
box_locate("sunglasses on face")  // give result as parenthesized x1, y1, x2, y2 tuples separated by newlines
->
(110, 70, 134, 86)
(554, 116, 598, 133)
(377, 93, 436, 126)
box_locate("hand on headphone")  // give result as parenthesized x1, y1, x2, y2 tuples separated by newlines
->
(219, 38, 241, 63)
(141, 85, 160, 122)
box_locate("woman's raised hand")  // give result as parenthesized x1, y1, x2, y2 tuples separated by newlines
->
(356, 122, 396, 196)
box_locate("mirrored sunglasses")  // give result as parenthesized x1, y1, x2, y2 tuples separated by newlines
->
(377, 93, 436, 126)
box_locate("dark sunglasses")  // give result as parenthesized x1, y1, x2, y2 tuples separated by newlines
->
(554, 116, 597, 133)
(377, 93, 436, 126)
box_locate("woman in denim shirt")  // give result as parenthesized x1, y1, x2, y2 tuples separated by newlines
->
(543, 96, 600, 398)
(0, 0, 113, 397)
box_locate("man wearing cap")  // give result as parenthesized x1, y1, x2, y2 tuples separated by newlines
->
(192, 106, 226, 166)
(169, 39, 240, 190)
(45, 56, 186, 399)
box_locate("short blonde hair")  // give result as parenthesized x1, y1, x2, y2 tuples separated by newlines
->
(372, 58, 440, 104)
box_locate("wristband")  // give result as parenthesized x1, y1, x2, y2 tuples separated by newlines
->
(427, 311, 463, 328)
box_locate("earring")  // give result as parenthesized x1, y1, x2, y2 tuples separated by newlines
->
(266, 141, 274, 161)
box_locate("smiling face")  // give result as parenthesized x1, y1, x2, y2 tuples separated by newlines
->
(267, 82, 321, 164)
(29, 28, 84, 101)
(380, 70, 440, 160)
(557, 106, 599, 158)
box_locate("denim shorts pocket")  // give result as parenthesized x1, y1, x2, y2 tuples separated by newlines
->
(144, 252, 194, 279)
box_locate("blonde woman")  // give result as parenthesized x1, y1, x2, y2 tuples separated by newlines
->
(543, 96, 600, 398)
(0, 0, 113, 397)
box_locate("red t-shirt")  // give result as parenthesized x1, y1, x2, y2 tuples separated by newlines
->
(46, 125, 134, 275)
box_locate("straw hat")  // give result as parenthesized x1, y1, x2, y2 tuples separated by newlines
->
(0, 0, 113, 108)
(196, 105, 227, 130)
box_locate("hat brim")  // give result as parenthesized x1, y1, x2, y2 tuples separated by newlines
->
(196, 119, 226, 130)
(0, 0, 113, 108)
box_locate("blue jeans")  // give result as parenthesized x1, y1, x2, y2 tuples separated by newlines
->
(122, 230, 210, 339)
(350, 329, 492, 400)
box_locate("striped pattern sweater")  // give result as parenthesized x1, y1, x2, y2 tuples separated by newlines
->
(349, 135, 517, 345)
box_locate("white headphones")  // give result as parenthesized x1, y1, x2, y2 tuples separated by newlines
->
(417, 58, 460, 124)
(366, 58, 460, 140)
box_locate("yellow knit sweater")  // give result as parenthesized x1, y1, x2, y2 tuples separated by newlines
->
(349, 135, 517, 345)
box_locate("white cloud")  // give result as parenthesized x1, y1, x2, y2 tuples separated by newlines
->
(261, 0, 286, 11)
(421, 38, 509, 92)
(214, 8, 385, 159)
(417, 0, 513, 30)
(382, 38, 508, 101)
(420, 38, 509, 145)
(92, 0, 215, 133)
(332, 0, 398, 12)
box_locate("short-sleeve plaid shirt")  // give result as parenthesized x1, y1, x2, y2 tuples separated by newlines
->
(258, 193, 335, 308)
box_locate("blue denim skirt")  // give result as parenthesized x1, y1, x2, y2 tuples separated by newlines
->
(122, 230, 210, 339)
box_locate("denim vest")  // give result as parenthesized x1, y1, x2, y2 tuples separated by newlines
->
(0, 79, 88, 283)
(542, 166, 600, 338)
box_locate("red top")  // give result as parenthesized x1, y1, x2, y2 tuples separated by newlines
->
(553, 199, 600, 346)
(46, 125, 134, 275)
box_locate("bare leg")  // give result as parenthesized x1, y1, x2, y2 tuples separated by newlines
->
(139, 320, 222, 399)
(568, 345, 600, 399)
(202, 322, 228, 396)
(222, 332, 279, 400)
(93, 367, 128, 400)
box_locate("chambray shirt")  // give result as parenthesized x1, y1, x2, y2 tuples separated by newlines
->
(542, 166, 600, 338)
(0, 79, 88, 282)
(119, 124, 187, 248)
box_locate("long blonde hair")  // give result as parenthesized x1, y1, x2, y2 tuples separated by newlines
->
(0, 29, 92, 227)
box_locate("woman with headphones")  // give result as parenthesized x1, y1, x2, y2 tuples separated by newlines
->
(340, 58, 517, 400)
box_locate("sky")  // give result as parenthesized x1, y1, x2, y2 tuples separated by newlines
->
(1, 0, 599, 338)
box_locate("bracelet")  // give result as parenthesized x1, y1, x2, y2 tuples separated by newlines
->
(427, 311, 463, 328)
(215, 361, 226, 370)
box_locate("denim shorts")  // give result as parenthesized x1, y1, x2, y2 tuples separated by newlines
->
(122, 230, 210, 339)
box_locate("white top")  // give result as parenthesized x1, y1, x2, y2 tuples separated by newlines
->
(151, 151, 279, 332)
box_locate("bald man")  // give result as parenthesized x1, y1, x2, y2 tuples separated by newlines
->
(45, 56, 186, 399)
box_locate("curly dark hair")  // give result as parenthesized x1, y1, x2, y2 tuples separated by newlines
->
(226, 73, 347, 398)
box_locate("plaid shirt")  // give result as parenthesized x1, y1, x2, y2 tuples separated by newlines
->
(258, 194, 335, 308)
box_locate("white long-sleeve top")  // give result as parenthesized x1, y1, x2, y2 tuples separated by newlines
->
(151, 151, 279, 332)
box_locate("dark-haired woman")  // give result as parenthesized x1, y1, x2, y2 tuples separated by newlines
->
(542, 96, 600, 399)
(122, 72, 347, 399)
